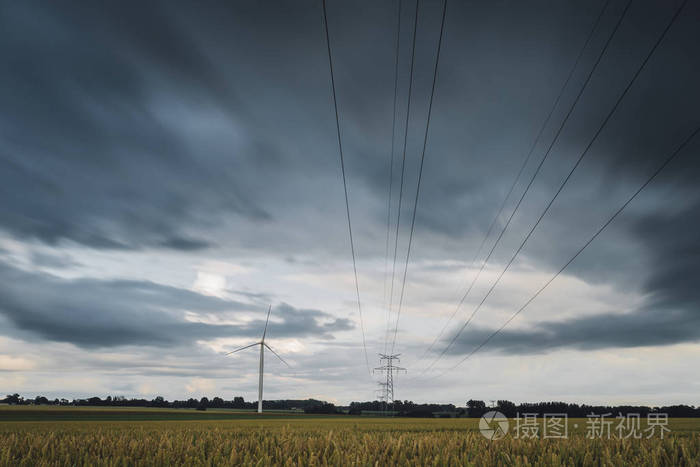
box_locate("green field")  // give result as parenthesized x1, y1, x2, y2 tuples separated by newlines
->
(1, 407, 699, 465)
(0, 405, 318, 422)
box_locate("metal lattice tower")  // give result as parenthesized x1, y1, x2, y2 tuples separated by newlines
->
(374, 353, 406, 413)
(375, 382, 389, 406)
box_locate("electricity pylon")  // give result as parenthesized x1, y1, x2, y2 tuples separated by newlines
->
(374, 353, 406, 414)
(375, 382, 389, 405)
(224, 305, 290, 413)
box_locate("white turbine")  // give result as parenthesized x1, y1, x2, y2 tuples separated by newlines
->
(225, 305, 290, 413)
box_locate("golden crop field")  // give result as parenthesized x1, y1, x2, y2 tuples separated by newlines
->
(1, 408, 699, 466)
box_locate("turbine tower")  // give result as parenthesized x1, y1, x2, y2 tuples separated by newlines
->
(225, 305, 290, 413)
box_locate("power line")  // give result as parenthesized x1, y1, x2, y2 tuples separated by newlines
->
(418, 0, 632, 374)
(321, 0, 371, 375)
(390, 0, 448, 354)
(435, 124, 700, 376)
(422, 0, 633, 366)
(414, 0, 612, 366)
(391, 0, 447, 353)
(422, 0, 688, 374)
(384, 0, 403, 355)
(385, 0, 420, 353)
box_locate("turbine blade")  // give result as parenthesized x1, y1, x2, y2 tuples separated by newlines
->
(261, 304, 272, 341)
(224, 342, 259, 355)
(263, 343, 291, 368)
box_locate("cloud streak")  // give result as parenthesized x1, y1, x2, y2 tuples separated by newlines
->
(0, 261, 352, 348)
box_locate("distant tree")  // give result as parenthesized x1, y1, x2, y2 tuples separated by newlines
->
(5, 394, 22, 405)
(232, 396, 246, 409)
(152, 396, 168, 408)
(496, 400, 517, 417)
(467, 399, 486, 417)
(197, 397, 209, 411)
(34, 396, 50, 405)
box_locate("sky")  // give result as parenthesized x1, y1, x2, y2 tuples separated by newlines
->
(0, 0, 698, 406)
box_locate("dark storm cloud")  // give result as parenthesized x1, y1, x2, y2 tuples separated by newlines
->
(1, 0, 700, 357)
(0, 0, 696, 258)
(0, 0, 664, 254)
(0, 260, 353, 347)
(413, 0, 700, 253)
(440, 191, 700, 356)
(418, 0, 700, 359)
(0, 1, 272, 250)
(420, 0, 700, 359)
(443, 302, 700, 356)
(443, 310, 695, 355)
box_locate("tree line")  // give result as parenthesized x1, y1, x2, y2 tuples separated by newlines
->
(347, 400, 457, 417)
(1, 394, 327, 412)
(0, 394, 457, 416)
(3, 394, 699, 417)
(466, 399, 700, 418)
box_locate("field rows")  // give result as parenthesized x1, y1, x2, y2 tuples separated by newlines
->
(1, 417, 699, 466)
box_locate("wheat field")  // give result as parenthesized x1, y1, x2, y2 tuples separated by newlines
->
(1, 414, 699, 466)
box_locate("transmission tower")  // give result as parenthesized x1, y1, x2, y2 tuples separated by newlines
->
(375, 382, 389, 411)
(374, 353, 406, 414)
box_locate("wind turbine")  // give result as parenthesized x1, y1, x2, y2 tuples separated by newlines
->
(225, 305, 290, 413)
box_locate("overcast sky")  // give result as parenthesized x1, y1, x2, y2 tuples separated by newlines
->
(1, 0, 698, 406)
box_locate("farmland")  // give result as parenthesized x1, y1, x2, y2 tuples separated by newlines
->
(1, 407, 699, 465)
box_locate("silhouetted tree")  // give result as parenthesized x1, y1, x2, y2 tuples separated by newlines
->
(197, 397, 209, 411)
(467, 399, 486, 417)
(152, 396, 168, 408)
(4, 394, 22, 405)
(497, 400, 517, 417)
(34, 396, 49, 405)
(232, 396, 246, 408)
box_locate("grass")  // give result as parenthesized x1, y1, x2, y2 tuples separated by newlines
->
(0, 405, 319, 422)
(1, 407, 699, 465)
